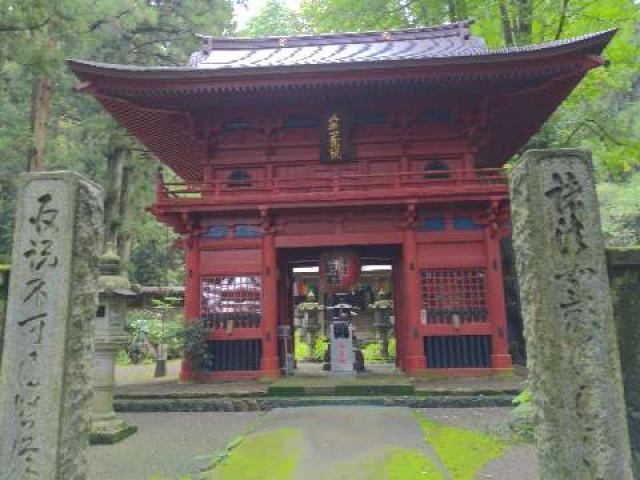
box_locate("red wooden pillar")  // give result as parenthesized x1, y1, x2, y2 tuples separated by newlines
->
(402, 205, 427, 373)
(393, 258, 404, 369)
(484, 205, 512, 370)
(261, 223, 280, 378)
(181, 234, 200, 380)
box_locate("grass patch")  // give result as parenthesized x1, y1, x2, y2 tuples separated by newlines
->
(326, 447, 444, 480)
(415, 413, 509, 480)
(266, 385, 306, 397)
(205, 428, 303, 480)
(334, 384, 415, 396)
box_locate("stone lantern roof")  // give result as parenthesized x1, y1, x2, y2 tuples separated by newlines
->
(97, 246, 137, 297)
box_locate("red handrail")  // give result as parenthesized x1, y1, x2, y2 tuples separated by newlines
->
(156, 168, 507, 201)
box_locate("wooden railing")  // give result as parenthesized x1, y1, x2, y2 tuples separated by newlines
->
(156, 168, 508, 203)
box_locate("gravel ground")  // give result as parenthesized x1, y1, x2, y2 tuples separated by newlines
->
(88, 412, 262, 480)
(419, 407, 538, 480)
(114, 359, 181, 386)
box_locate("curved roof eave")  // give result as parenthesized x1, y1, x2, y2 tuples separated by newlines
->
(67, 29, 616, 84)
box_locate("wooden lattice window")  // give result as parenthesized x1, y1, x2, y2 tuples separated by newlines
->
(228, 169, 252, 188)
(424, 159, 450, 180)
(420, 268, 488, 324)
(201, 276, 261, 328)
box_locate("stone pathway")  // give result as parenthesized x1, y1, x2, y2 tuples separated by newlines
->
(88, 412, 261, 480)
(89, 407, 537, 480)
(420, 408, 537, 480)
(246, 406, 444, 480)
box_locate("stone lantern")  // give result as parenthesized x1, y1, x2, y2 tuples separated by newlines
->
(90, 248, 138, 444)
(370, 289, 394, 359)
(296, 291, 322, 361)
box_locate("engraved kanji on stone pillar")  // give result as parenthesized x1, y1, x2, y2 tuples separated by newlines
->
(510, 150, 633, 479)
(0, 172, 103, 480)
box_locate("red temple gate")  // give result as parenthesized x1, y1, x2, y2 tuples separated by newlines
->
(69, 21, 614, 379)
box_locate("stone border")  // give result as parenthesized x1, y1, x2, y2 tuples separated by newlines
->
(114, 395, 515, 412)
(89, 424, 138, 445)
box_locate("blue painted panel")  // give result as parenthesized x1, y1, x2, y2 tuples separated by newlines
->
(235, 225, 261, 238)
(418, 217, 446, 231)
(453, 216, 483, 230)
(203, 225, 229, 239)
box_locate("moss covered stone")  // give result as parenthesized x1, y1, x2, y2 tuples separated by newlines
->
(207, 428, 303, 480)
(416, 413, 509, 480)
(607, 246, 640, 478)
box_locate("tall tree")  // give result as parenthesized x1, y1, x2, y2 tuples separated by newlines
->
(242, 0, 308, 36)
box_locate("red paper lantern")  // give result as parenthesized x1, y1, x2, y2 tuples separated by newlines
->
(319, 249, 361, 293)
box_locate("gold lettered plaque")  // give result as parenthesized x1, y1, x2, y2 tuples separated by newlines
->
(321, 111, 353, 163)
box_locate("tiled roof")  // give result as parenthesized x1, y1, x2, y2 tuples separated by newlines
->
(67, 24, 615, 80)
(186, 22, 615, 70)
(188, 21, 487, 68)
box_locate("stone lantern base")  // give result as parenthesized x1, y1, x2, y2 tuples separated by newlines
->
(90, 414, 138, 445)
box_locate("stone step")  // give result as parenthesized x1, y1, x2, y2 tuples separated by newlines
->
(114, 394, 516, 412)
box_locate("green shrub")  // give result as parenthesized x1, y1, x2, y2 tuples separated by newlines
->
(126, 299, 185, 361)
(115, 348, 131, 366)
(294, 329, 327, 362)
(361, 339, 397, 363)
(509, 387, 534, 441)
(294, 330, 310, 361)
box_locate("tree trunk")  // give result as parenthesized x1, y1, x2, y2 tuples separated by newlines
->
(103, 143, 125, 250)
(498, 0, 515, 46)
(456, 0, 468, 21)
(514, 0, 533, 44)
(447, 0, 458, 21)
(555, 0, 570, 40)
(26, 76, 53, 172)
(117, 156, 134, 278)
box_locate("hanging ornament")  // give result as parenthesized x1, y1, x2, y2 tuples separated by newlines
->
(319, 249, 361, 293)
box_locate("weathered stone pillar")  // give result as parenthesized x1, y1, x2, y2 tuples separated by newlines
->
(511, 150, 633, 479)
(90, 248, 137, 444)
(0, 172, 103, 480)
(607, 247, 640, 478)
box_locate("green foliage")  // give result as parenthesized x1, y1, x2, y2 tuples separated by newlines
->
(126, 307, 184, 360)
(294, 330, 311, 361)
(293, 329, 327, 362)
(508, 386, 534, 441)
(362, 339, 397, 362)
(598, 173, 640, 246)
(242, 0, 308, 36)
(115, 348, 131, 366)
(0, 0, 234, 282)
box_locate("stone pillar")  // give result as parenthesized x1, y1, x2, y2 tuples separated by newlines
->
(607, 247, 640, 478)
(0, 172, 103, 480)
(90, 249, 137, 444)
(373, 308, 392, 359)
(510, 150, 633, 479)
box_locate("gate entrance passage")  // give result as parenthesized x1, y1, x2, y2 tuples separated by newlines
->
(69, 21, 615, 381)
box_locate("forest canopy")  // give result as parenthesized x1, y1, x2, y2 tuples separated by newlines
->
(0, 0, 638, 284)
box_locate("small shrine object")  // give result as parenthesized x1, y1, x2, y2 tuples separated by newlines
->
(68, 21, 615, 379)
(91, 247, 138, 444)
